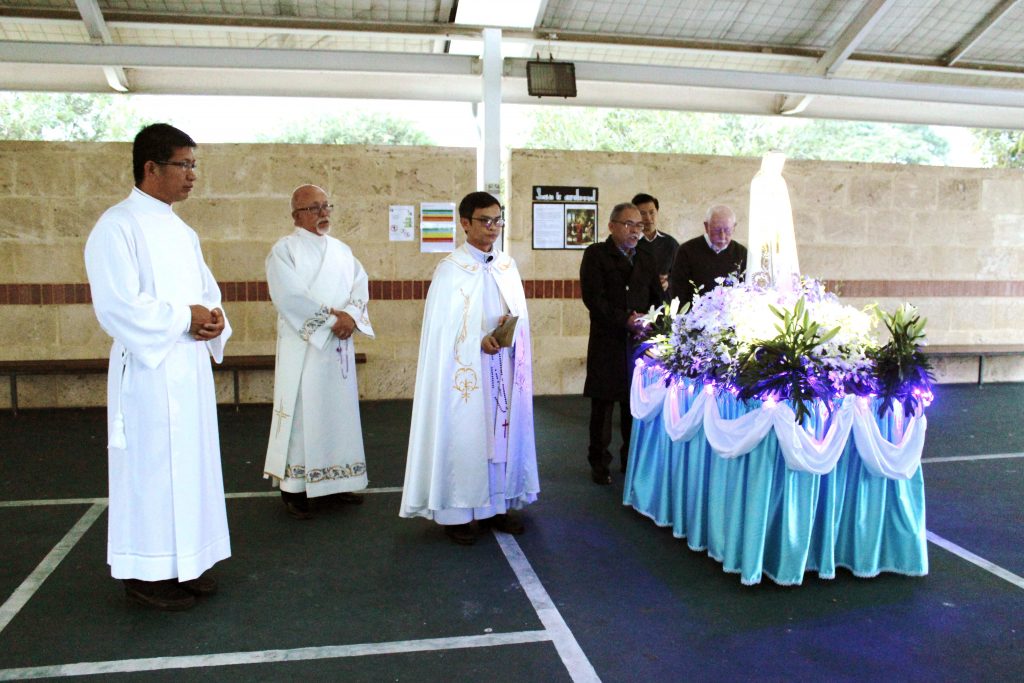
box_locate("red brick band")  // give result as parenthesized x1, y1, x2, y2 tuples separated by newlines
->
(2, 280, 1023, 305)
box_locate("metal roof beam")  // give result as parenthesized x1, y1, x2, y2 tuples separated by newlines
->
(507, 58, 1024, 109)
(816, 0, 897, 78)
(0, 41, 478, 75)
(4, 39, 1024, 110)
(73, 0, 129, 92)
(943, 0, 1021, 66)
(778, 0, 896, 115)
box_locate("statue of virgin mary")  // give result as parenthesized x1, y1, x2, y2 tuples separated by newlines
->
(745, 152, 800, 292)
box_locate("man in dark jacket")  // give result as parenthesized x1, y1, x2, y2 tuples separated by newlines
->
(632, 192, 678, 300)
(670, 204, 747, 305)
(580, 202, 663, 485)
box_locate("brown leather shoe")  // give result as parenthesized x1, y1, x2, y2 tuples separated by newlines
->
(123, 579, 195, 611)
(444, 522, 478, 545)
(483, 513, 525, 535)
(180, 572, 218, 596)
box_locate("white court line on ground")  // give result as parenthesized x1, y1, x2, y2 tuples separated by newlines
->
(226, 486, 404, 499)
(0, 487, 405, 508)
(494, 531, 601, 683)
(922, 452, 1024, 464)
(0, 631, 551, 681)
(0, 498, 106, 508)
(927, 531, 1024, 590)
(0, 503, 106, 637)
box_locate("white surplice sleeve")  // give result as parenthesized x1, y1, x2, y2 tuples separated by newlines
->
(194, 233, 231, 363)
(266, 238, 335, 349)
(341, 256, 374, 339)
(85, 215, 191, 370)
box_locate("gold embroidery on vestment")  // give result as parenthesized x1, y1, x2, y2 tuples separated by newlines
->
(452, 288, 479, 402)
(273, 401, 291, 437)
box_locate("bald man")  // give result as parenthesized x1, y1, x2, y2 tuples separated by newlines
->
(263, 184, 375, 519)
(669, 204, 747, 305)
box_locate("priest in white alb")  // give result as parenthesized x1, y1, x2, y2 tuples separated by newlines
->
(84, 123, 231, 612)
(264, 184, 374, 520)
(400, 191, 539, 545)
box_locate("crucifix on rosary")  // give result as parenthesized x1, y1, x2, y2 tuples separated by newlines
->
(490, 352, 510, 439)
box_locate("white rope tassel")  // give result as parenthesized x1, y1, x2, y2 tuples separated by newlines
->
(109, 348, 128, 450)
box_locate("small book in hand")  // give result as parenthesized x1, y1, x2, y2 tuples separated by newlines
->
(490, 315, 519, 348)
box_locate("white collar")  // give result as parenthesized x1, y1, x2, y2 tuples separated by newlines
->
(130, 187, 174, 214)
(704, 234, 728, 254)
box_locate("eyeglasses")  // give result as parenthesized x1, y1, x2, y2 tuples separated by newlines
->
(294, 203, 334, 215)
(471, 216, 505, 228)
(612, 220, 644, 230)
(155, 160, 198, 172)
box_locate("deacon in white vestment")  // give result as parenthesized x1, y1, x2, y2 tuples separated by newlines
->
(400, 191, 539, 545)
(84, 124, 230, 610)
(264, 184, 374, 519)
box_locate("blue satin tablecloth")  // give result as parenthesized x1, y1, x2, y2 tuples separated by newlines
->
(623, 372, 928, 586)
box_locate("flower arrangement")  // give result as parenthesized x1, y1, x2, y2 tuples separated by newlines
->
(638, 276, 934, 422)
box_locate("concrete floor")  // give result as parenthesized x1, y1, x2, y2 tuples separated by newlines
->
(0, 385, 1022, 681)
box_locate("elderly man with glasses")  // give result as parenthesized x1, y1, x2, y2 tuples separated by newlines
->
(669, 204, 747, 306)
(579, 202, 663, 485)
(401, 191, 539, 546)
(263, 184, 375, 520)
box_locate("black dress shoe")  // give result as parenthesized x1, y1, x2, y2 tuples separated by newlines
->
(180, 572, 218, 596)
(284, 500, 313, 520)
(123, 579, 196, 611)
(590, 468, 612, 485)
(444, 522, 478, 545)
(483, 513, 525, 535)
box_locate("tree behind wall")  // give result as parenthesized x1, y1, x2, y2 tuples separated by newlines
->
(258, 112, 434, 145)
(0, 92, 138, 140)
(523, 108, 951, 165)
(973, 128, 1024, 168)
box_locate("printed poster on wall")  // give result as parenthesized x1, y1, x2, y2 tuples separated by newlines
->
(389, 205, 415, 241)
(420, 202, 457, 253)
(531, 186, 599, 249)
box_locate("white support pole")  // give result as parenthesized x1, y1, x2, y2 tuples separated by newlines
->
(479, 27, 502, 198)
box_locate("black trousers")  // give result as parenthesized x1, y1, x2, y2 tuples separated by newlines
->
(587, 398, 633, 471)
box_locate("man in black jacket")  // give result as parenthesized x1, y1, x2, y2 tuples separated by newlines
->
(580, 202, 664, 485)
(670, 204, 747, 305)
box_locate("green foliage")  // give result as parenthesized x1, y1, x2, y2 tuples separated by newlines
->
(972, 128, 1024, 168)
(259, 112, 433, 145)
(869, 303, 934, 417)
(523, 108, 950, 164)
(735, 297, 840, 424)
(0, 92, 139, 141)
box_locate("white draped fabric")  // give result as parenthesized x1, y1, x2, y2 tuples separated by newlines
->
(630, 364, 927, 480)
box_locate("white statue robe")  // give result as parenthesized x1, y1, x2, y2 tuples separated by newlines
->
(400, 243, 539, 521)
(264, 229, 374, 497)
(746, 151, 801, 291)
(84, 188, 232, 582)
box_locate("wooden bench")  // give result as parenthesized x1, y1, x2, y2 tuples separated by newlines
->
(0, 353, 366, 414)
(926, 344, 1024, 385)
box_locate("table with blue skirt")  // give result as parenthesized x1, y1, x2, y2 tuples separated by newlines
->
(623, 363, 929, 586)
